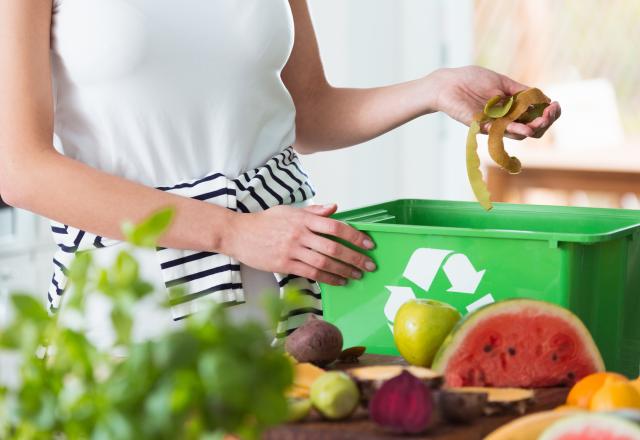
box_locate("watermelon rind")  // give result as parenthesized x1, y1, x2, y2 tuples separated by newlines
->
(539, 414, 640, 440)
(431, 299, 604, 377)
(603, 409, 640, 425)
(485, 409, 586, 440)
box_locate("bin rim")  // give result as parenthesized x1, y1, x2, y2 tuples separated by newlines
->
(334, 198, 640, 245)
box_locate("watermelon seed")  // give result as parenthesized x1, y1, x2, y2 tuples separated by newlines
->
(507, 347, 517, 356)
(483, 345, 493, 353)
(552, 353, 558, 362)
(567, 371, 575, 380)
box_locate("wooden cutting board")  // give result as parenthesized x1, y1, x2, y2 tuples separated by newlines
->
(265, 354, 569, 440)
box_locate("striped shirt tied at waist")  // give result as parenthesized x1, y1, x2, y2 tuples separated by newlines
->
(48, 147, 322, 338)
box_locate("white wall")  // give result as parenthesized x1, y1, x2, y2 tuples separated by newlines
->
(0, 1, 476, 326)
(303, 0, 474, 210)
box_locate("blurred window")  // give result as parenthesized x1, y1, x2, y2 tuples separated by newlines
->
(474, 0, 639, 141)
(474, 0, 640, 208)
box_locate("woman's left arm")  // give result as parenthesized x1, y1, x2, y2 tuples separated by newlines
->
(283, 0, 560, 154)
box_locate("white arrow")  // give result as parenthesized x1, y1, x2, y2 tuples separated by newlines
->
(383, 286, 416, 323)
(402, 248, 453, 291)
(466, 293, 495, 313)
(443, 253, 485, 294)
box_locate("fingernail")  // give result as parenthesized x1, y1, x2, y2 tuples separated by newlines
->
(323, 203, 335, 208)
(339, 278, 347, 286)
(352, 270, 362, 279)
(363, 239, 375, 249)
(365, 261, 377, 272)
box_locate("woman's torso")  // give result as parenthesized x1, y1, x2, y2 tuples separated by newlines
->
(50, 0, 296, 186)
(49, 0, 299, 340)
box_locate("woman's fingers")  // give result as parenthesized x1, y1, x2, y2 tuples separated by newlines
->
(504, 102, 561, 139)
(305, 215, 374, 250)
(504, 123, 533, 139)
(302, 233, 375, 274)
(528, 101, 561, 138)
(295, 247, 361, 281)
(303, 203, 338, 217)
(544, 101, 561, 120)
(504, 132, 527, 141)
(288, 260, 347, 286)
(481, 120, 529, 140)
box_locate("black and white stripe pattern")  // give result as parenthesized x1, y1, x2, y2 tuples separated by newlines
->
(48, 147, 322, 338)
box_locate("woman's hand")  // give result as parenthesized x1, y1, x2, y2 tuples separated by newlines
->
(224, 204, 376, 286)
(430, 66, 561, 140)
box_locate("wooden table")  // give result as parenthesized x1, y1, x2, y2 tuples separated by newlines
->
(481, 145, 640, 206)
(265, 355, 569, 440)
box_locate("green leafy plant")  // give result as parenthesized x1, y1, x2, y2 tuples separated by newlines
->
(0, 208, 296, 439)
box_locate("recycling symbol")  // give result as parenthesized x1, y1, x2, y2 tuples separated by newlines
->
(384, 248, 495, 332)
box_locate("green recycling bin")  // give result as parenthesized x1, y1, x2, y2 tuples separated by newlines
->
(320, 199, 640, 377)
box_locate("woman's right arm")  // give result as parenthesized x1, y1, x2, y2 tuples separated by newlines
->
(0, 1, 375, 285)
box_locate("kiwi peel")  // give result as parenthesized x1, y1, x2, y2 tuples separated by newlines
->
(439, 389, 488, 424)
(444, 387, 535, 416)
(466, 88, 551, 210)
(347, 365, 443, 403)
(337, 346, 367, 364)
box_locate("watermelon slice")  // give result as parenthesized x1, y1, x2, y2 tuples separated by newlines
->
(539, 414, 640, 440)
(432, 299, 604, 388)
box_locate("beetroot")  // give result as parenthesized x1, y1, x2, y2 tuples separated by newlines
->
(285, 315, 343, 366)
(369, 371, 434, 434)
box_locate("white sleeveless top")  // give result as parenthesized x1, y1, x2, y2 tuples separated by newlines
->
(49, 0, 302, 345)
(51, 0, 296, 186)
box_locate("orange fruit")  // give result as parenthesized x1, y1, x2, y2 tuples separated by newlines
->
(589, 377, 640, 411)
(566, 372, 628, 408)
(632, 378, 640, 395)
(554, 404, 579, 412)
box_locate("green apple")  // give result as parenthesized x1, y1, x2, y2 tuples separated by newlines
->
(393, 299, 461, 367)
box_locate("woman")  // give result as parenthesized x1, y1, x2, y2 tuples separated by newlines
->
(0, 0, 559, 343)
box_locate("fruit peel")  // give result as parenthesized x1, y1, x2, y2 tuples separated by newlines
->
(348, 365, 443, 403)
(465, 88, 551, 210)
(447, 387, 534, 416)
(487, 88, 550, 175)
(466, 120, 493, 211)
(484, 95, 515, 119)
(439, 389, 487, 424)
(337, 346, 366, 364)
